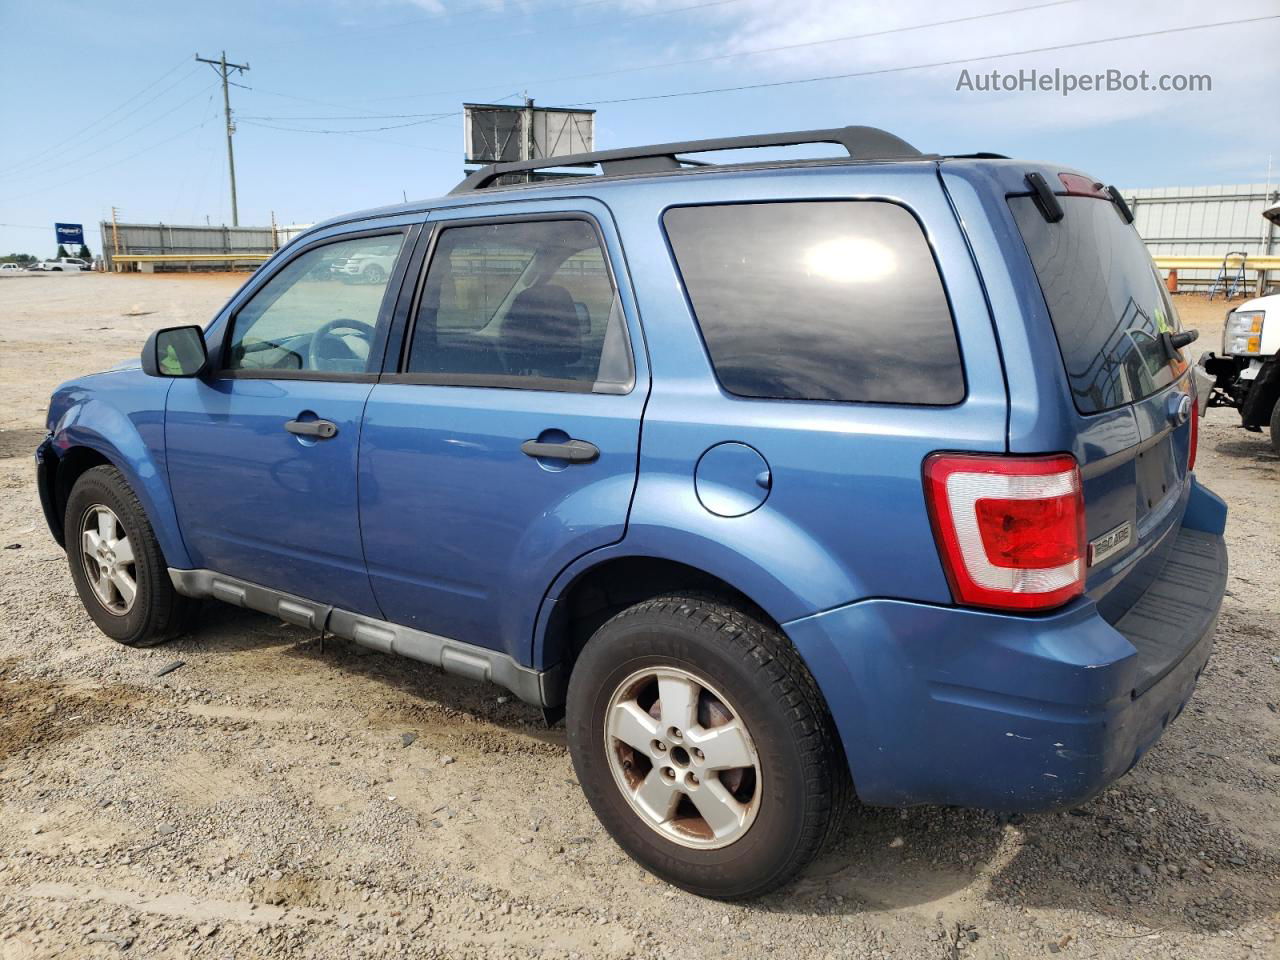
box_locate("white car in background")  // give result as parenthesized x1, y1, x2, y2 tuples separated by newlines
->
(0, 263, 23, 272)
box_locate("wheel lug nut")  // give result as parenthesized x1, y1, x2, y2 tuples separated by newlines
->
(685, 772, 699, 787)
(692, 748, 705, 762)
(651, 739, 667, 754)
(667, 727, 683, 741)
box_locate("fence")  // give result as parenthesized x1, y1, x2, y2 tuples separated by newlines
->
(99, 221, 311, 272)
(1120, 183, 1279, 294)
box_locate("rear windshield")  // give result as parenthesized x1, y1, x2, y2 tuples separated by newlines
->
(663, 200, 965, 405)
(1010, 194, 1185, 414)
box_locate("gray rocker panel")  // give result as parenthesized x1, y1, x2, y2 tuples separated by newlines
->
(168, 568, 556, 707)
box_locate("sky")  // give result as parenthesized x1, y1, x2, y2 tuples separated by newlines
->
(1, 0, 1278, 258)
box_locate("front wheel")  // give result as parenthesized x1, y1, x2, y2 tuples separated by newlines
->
(1270, 395, 1280, 456)
(566, 595, 848, 899)
(65, 465, 193, 646)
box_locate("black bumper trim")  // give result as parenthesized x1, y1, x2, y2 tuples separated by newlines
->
(1114, 527, 1227, 697)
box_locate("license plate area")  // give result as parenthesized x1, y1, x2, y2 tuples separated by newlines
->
(1135, 435, 1177, 516)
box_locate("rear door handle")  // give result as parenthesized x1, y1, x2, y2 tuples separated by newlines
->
(520, 438, 599, 463)
(285, 419, 338, 439)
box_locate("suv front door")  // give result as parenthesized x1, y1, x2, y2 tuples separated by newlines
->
(359, 202, 647, 662)
(165, 226, 417, 614)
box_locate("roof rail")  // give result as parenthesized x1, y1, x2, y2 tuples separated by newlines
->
(450, 125, 924, 194)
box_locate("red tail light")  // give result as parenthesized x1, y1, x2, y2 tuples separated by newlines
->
(1189, 396, 1199, 472)
(924, 453, 1085, 612)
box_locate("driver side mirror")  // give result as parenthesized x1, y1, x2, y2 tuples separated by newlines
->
(141, 325, 208, 378)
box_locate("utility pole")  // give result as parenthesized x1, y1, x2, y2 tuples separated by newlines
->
(196, 51, 249, 226)
(110, 206, 121, 272)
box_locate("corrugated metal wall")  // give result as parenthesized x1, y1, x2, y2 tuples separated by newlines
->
(1120, 183, 1280, 289)
(98, 221, 310, 270)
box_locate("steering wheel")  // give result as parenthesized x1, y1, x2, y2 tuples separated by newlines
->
(307, 318, 376, 370)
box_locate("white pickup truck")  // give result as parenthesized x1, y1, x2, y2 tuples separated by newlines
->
(33, 257, 90, 272)
(1197, 202, 1280, 454)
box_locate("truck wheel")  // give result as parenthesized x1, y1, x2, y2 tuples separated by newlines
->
(566, 595, 848, 899)
(65, 465, 193, 647)
(1271, 397, 1280, 456)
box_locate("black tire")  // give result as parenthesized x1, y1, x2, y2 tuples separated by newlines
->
(362, 264, 385, 284)
(566, 595, 848, 899)
(1270, 396, 1280, 457)
(65, 465, 193, 646)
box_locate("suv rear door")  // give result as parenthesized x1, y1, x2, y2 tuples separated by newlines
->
(358, 198, 648, 660)
(945, 164, 1196, 625)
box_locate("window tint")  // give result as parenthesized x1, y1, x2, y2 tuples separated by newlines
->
(225, 233, 404, 374)
(406, 219, 632, 391)
(1009, 195, 1185, 414)
(663, 201, 964, 405)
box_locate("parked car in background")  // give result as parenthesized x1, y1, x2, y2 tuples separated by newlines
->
(329, 239, 401, 284)
(0, 262, 23, 272)
(31, 257, 88, 272)
(36, 126, 1228, 899)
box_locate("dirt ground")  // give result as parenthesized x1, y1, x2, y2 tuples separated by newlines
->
(0, 272, 1277, 960)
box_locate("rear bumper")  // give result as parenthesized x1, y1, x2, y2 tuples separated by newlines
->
(784, 479, 1228, 812)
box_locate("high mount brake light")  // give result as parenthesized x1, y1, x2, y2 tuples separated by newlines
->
(1057, 173, 1108, 198)
(924, 454, 1085, 612)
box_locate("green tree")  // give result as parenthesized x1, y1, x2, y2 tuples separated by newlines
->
(77, 244, 91, 261)
(55, 244, 69, 259)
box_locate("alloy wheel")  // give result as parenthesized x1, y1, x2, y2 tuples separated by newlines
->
(604, 665, 761, 849)
(80, 504, 137, 615)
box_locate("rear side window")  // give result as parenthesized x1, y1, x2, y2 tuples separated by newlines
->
(1010, 195, 1185, 414)
(663, 201, 964, 405)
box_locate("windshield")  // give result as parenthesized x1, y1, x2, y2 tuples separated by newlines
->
(1010, 194, 1185, 414)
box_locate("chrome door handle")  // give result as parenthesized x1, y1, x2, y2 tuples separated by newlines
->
(285, 419, 338, 439)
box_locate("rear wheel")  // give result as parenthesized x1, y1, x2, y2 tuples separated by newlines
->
(1270, 396, 1280, 456)
(566, 595, 847, 899)
(65, 465, 193, 646)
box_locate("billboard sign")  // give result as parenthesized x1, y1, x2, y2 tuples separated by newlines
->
(463, 103, 595, 164)
(55, 222, 85, 246)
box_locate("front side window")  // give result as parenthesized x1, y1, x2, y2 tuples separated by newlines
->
(405, 219, 633, 392)
(663, 201, 965, 405)
(225, 233, 405, 374)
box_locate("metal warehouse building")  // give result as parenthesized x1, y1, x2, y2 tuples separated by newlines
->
(99, 221, 310, 272)
(1121, 183, 1279, 294)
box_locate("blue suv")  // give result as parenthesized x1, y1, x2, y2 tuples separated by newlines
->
(37, 127, 1228, 899)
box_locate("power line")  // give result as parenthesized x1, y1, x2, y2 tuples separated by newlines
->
(512, 0, 1081, 91)
(248, 0, 748, 110)
(567, 13, 1280, 106)
(0, 59, 198, 176)
(238, 112, 456, 121)
(237, 121, 459, 156)
(274, 0, 731, 52)
(11, 81, 220, 183)
(0, 108, 222, 205)
(238, 114, 460, 135)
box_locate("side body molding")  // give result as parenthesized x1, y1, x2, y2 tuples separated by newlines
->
(169, 569, 560, 706)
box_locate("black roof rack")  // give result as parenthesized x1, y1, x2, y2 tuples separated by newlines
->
(450, 125, 925, 194)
